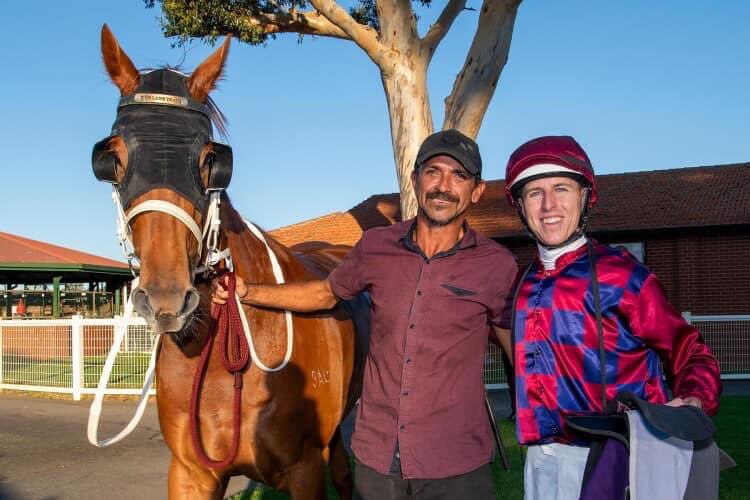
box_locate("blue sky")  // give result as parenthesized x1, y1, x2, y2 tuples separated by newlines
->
(1, 1, 748, 260)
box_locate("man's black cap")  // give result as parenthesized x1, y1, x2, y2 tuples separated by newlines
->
(415, 129, 482, 177)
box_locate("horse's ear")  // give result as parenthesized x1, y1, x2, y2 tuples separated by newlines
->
(188, 36, 231, 102)
(101, 24, 140, 96)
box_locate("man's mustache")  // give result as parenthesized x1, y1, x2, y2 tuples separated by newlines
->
(426, 190, 459, 203)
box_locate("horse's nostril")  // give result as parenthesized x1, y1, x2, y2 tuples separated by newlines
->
(131, 288, 152, 316)
(182, 288, 201, 316)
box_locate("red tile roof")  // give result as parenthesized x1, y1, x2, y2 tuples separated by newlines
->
(271, 163, 750, 247)
(0, 232, 128, 269)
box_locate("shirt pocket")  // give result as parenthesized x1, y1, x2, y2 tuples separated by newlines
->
(431, 283, 486, 332)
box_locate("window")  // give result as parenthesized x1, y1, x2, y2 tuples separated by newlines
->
(613, 242, 644, 263)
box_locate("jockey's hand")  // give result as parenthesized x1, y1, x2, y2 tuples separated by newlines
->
(210, 274, 248, 305)
(666, 396, 703, 409)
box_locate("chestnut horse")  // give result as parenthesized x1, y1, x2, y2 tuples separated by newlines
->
(93, 25, 366, 499)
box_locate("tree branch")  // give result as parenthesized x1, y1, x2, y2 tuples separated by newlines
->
(166, 9, 352, 40)
(245, 10, 351, 39)
(443, 0, 522, 137)
(421, 0, 466, 60)
(377, 0, 418, 44)
(309, 0, 384, 64)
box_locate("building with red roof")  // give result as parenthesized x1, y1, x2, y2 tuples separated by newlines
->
(0, 232, 130, 318)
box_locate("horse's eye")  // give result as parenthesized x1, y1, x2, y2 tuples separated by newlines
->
(201, 151, 215, 170)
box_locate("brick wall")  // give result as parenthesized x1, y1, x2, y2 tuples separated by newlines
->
(643, 227, 750, 315)
(495, 226, 750, 315)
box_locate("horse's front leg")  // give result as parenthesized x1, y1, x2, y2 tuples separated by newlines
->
(167, 457, 228, 500)
(284, 447, 328, 500)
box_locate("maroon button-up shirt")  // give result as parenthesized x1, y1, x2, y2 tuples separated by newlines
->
(328, 219, 517, 479)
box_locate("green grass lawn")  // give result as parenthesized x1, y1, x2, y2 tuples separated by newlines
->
(2, 353, 152, 388)
(232, 395, 748, 499)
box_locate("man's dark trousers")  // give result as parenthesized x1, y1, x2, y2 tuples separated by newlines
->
(354, 462, 495, 499)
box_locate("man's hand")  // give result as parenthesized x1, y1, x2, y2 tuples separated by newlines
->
(210, 274, 248, 305)
(666, 396, 703, 409)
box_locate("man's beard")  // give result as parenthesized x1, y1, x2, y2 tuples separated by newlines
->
(419, 190, 463, 227)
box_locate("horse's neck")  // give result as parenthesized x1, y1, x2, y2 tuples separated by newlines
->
(218, 197, 294, 285)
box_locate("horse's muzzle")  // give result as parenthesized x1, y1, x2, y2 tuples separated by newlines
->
(131, 286, 201, 334)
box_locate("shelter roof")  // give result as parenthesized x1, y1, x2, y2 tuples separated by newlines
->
(271, 163, 750, 247)
(0, 232, 129, 279)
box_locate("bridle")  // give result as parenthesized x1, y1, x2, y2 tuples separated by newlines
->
(111, 188, 230, 277)
(91, 70, 234, 276)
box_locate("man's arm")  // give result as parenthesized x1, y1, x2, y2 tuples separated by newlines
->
(211, 275, 338, 313)
(492, 326, 513, 364)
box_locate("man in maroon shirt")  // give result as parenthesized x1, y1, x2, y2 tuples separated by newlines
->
(212, 129, 517, 498)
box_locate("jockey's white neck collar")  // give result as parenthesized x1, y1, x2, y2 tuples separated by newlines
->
(538, 236, 587, 271)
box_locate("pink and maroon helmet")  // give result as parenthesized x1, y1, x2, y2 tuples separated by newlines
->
(504, 135, 597, 208)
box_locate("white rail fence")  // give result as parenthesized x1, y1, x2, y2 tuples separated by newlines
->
(683, 313, 750, 380)
(1, 314, 748, 399)
(0, 316, 154, 400)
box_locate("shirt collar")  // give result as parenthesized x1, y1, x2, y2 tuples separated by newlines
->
(399, 218, 478, 260)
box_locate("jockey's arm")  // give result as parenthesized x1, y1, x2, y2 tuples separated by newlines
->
(211, 275, 338, 312)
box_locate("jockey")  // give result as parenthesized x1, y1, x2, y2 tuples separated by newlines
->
(500, 135, 721, 500)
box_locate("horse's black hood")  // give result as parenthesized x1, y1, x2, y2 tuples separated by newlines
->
(92, 68, 231, 214)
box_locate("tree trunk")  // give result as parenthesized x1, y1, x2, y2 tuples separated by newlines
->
(381, 59, 432, 221)
(443, 0, 521, 137)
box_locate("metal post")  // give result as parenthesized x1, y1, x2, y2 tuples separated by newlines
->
(71, 314, 83, 401)
(114, 289, 121, 316)
(52, 276, 62, 318)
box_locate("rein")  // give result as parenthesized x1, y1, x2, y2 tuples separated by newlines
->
(189, 272, 249, 468)
(88, 210, 295, 462)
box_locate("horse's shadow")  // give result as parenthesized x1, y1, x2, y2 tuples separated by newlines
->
(228, 361, 353, 498)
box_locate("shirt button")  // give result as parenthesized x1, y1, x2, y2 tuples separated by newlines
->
(402, 391, 409, 396)
(409, 324, 415, 329)
(417, 290, 422, 296)
(400, 425, 406, 430)
(406, 358, 412, 364)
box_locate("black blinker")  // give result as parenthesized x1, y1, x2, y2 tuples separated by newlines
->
(206, 142, 233, 191)
(92, 135, 119, 184)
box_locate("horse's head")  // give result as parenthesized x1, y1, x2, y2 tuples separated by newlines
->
(93, 25, 232, 336)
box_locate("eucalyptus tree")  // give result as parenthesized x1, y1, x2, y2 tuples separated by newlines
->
(146, 0, 522, 218)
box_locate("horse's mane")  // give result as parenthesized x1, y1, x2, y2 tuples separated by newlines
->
(205, 96, 229, 141)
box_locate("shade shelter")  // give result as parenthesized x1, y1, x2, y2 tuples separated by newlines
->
(0, 232, 131, 318)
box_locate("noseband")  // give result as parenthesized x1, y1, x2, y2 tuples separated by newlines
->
(111, 189, 227, 276)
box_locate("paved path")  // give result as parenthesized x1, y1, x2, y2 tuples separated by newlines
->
(1, 383, 745, 499)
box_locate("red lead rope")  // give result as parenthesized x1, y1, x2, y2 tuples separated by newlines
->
(189, 272, 250, 468)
